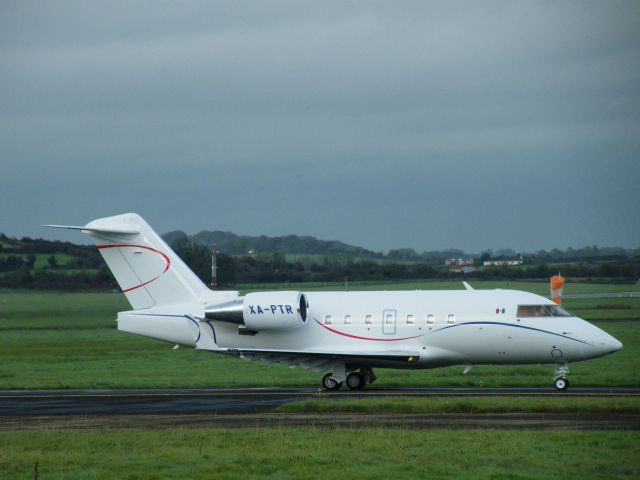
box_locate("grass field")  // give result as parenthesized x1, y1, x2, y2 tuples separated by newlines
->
(564, 297, 640, 320)
(0, 428, 638, 479)
(233, 279, 640, 295)
(282, 253, 419, 266)
(0, 286, 638, 390)
(277, 396, 640, 414)
(1, 287, 639, 480)
(0, 253, 73, 269)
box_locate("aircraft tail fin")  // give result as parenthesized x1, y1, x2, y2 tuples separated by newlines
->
(46, 213, 209, 309)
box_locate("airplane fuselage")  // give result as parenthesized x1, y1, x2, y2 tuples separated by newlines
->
(48, 213, 622, 390)
(118, 289, 622, 370)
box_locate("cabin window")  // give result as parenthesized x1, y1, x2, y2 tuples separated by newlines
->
(324, 315, 333, 325)
(385, 314, 394, 324)
(406, 314, 415, 324)
(344, 315, 352, 325)
(426, 314, 435, 324)
(365, 314, 373, 324)
(447, 314, 455, 324)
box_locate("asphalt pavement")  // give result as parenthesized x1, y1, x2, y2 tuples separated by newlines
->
(1, 386, 638, 416)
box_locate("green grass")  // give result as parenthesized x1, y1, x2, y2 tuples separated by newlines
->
(0, 253, 73, 269)
(469, 280, 640, 295)
(284, 253, 343, 264)
(282, 253, 420, 266)
(236, 279, 640, 294)
(0, 428, 638, 479)
(1, 323, 636, 388)
(4, 287, 636, 480)
(0, 328, 324, 389)
(0, 291, 128, 329)
(0, 289, 638, 389)
(563, 297, 640, 320)
(277, 396, 640, 414)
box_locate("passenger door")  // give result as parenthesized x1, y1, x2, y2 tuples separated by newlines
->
(382, 309, 396, 335)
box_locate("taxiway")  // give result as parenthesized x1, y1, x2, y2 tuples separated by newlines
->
(1, 386, 637, 416)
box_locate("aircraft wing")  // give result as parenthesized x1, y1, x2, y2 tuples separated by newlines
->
(226, 347, 420, 372)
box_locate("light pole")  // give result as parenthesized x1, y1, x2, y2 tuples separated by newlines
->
(211, 244, 219, 289)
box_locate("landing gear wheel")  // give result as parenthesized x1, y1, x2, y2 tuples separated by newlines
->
(346, 372, 366, 390)
(554, 377, 569, 390)
(322, 373, 342, 391)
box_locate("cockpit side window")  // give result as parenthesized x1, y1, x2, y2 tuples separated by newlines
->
(517, 305, 546, 317)
(517, 305, 572, 317)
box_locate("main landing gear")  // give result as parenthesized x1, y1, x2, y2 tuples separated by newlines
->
(321, 373, 342, 391)
(322, 367, 376, 391)
(553, 361, 570, 390)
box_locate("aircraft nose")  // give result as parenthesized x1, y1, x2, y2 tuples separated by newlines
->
(610, 337, 623, 352)
(576, 318, 622, 358)
(597, 333, 623, 354)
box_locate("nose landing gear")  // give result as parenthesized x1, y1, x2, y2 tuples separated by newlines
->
(553, 361, 570, 390)
(554, 376, 569, 390)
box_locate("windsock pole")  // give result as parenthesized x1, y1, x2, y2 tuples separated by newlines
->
(550, 273, 565, 304)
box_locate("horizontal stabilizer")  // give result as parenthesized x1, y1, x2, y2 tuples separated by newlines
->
(43, 224, 139, 235)
(463, 281, 474, 290)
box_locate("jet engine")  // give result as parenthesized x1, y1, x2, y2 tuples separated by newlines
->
(205, 291, 308, 331)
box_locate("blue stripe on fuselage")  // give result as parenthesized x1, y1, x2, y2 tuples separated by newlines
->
(431, 321, 593, 346)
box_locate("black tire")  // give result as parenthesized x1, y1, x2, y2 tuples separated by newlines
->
(322, 373, 342, 391)
(346, 372, 366, 390)
(554, 377, 569, 390)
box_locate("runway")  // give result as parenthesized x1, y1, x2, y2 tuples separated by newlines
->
(556, 292, 640, 299)
(560, 292, 640, 298)
(1, 386, 638, 416)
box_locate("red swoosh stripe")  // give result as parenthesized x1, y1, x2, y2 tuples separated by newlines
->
(97, 244, 170, 292)
(314, 319, 425, 342)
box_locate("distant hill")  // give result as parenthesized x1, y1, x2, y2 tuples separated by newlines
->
(161, 230, 382, 257)
(162, 230, 188, 245)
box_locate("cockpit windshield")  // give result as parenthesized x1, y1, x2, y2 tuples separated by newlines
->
(517, 305, 572, 317)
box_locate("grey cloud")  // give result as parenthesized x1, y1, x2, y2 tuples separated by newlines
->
(1, 1, 638, 251)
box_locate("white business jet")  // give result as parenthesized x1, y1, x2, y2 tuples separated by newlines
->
(46, 213, 622, 391)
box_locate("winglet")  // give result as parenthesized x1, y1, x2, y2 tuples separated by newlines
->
(462, 281, 474, 290)
(43, 225, 139, 235)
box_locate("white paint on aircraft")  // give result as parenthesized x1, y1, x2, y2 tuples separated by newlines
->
(47, 213, 623, 391)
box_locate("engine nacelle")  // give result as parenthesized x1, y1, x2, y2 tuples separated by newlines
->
(243, 292, 308, 330)
(205, 291, 308, 331)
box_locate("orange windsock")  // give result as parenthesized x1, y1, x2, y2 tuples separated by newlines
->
(550, 274, 565, 304)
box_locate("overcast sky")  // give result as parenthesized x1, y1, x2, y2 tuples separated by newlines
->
(1, 1, 638, 253)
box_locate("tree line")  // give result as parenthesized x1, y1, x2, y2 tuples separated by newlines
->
(0, 233, 638, 291)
